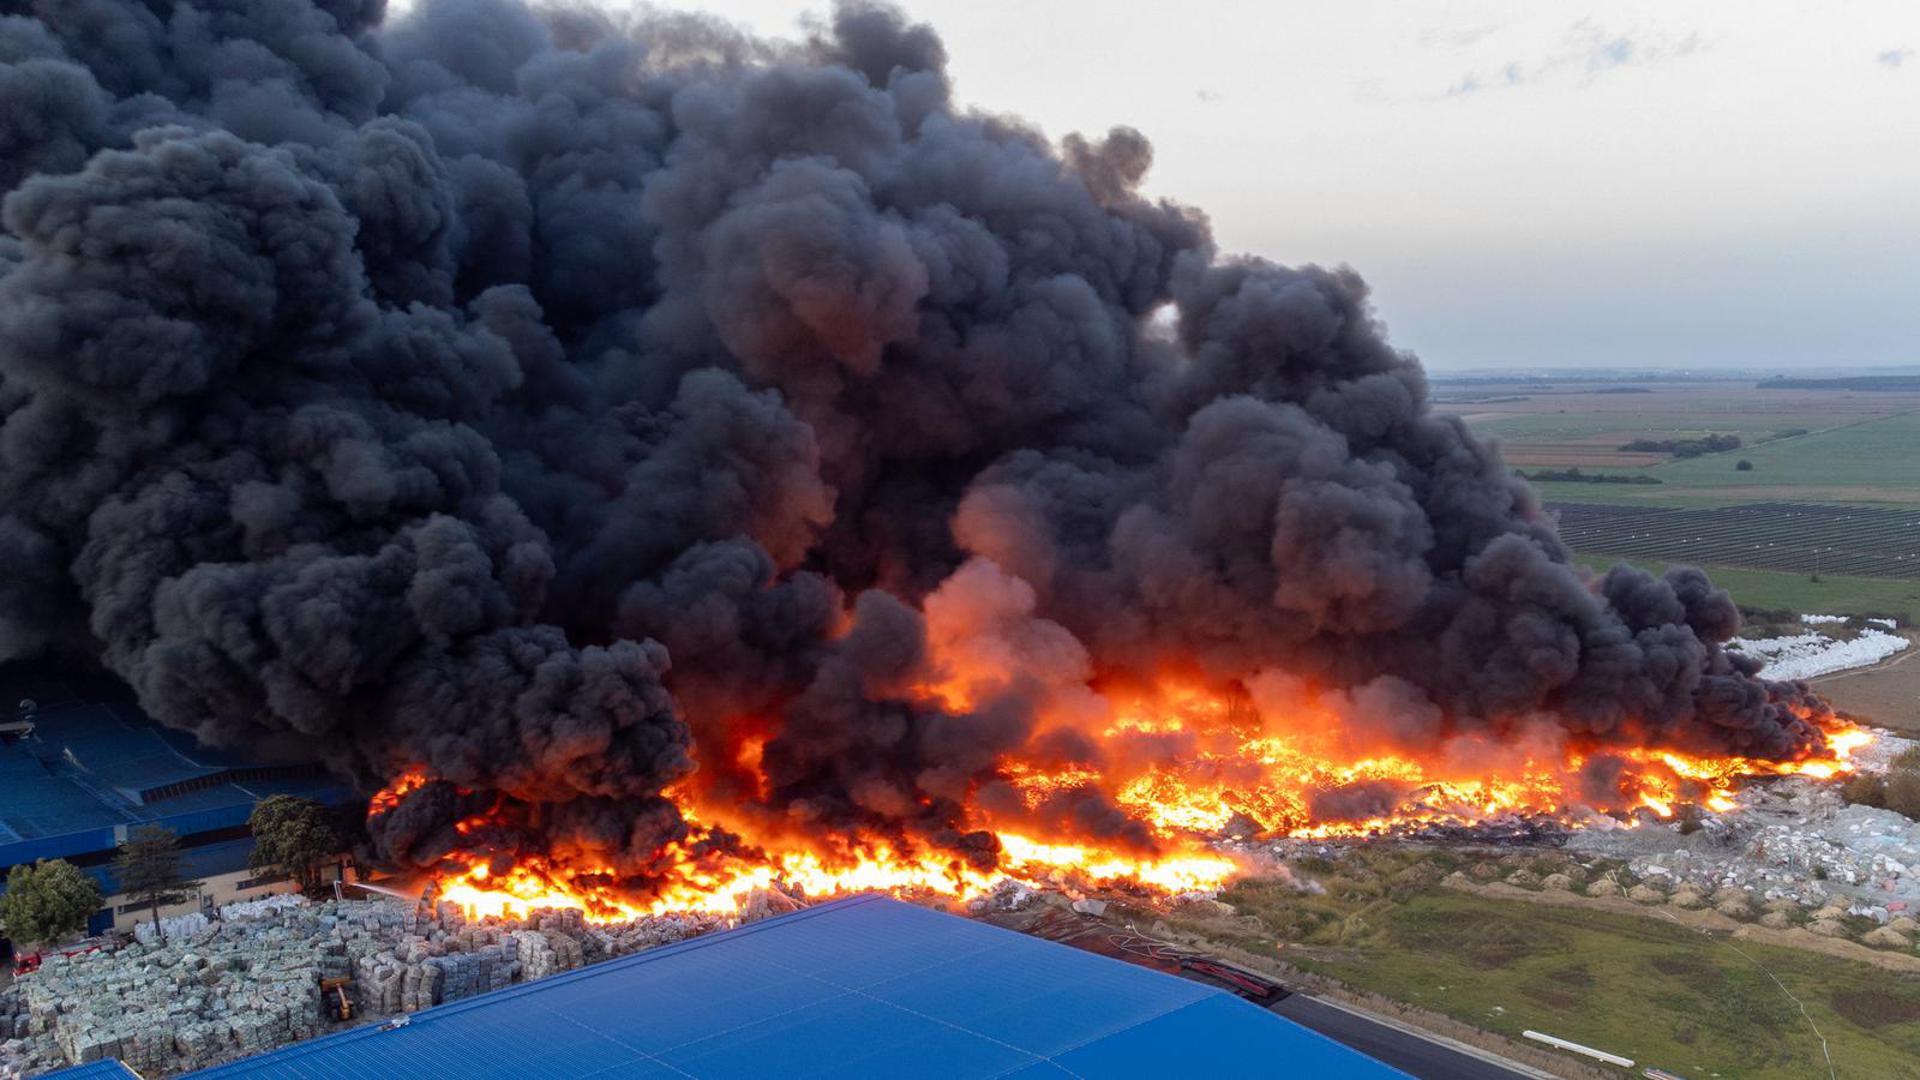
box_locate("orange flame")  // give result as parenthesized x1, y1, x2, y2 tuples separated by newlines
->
(1065, 678, 1870, 843)
(368, 768, 429, 817)
(371, 673, 1869, 924)
(418, 830, 1238, 923)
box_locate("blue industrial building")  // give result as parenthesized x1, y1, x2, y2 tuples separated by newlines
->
(0, 667, 349, 946)
(182, 895, 1404, 1079)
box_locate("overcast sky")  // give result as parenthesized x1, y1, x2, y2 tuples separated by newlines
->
(686, 1, 1919, 372)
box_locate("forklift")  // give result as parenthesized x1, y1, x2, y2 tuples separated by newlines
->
(319, 976, 355, 1022)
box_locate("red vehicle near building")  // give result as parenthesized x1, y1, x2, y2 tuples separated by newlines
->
(10, 935, 123, 977)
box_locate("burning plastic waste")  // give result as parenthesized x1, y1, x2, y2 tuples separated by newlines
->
(375, 700, 1869, 921)
(0, 0, 1859, 923)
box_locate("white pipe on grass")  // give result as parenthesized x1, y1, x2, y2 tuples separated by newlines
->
(1522, 1030, 1635, 1068)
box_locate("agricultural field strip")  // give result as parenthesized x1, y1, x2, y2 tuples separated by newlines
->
(1549, 502, 1920, 580)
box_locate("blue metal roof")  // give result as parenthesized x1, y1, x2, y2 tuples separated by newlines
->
(0, 669, 349, 869)
(37, 1062, 142, 1079)
(184, 895, 1404, 1079)
(86, 836, 261, 898)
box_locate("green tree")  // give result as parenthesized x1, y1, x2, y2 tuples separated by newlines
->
(248, 795, 341, 894)
(0, 859, 102, 950)
(112, 825, 203, 941)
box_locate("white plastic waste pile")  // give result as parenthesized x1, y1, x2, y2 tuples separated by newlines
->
(1729, 628, 1909, 680)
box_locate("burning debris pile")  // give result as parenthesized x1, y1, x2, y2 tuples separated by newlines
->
(1172, 730, 1918, 958)
(1559, 733, 1920, 922)
(0, 0, 1862, 919)
(0, 897, 723, 1078)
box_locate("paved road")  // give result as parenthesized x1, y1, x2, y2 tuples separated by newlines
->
(1269, 994, 1549, 1080)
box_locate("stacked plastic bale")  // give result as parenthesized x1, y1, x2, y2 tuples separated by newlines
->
(508, 930, 560, 981)
(174, 1020, 227, 1071)
(10, 896, 747, 1075)
(594, 913, 727, 958)
(0, 982, 25, 1040)
(352, 948, 407, 1016)
(219, 894, 306, 921)
(399, 954, 437, 1012)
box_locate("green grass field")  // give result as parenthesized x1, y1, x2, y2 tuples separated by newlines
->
(1572, 553, 1920, 620)
(1447, 384, 1920, 507)
(1647, 413, 1920, 494)
(1492, 412, 1920, 508)
(1208, 882, 1920, 1080)
(1474, 410, 1814, 444)
(1525, 482, 1770, 508)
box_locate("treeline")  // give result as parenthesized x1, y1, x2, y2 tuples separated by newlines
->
(1618, 433, 1741, 457)
(1432, 394, 1531, 405)
(1518, 468, 1662, 485)
(1760, 376, 1920, 392)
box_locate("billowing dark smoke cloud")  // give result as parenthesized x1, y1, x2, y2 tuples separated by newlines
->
(0, 0, 1828, 891)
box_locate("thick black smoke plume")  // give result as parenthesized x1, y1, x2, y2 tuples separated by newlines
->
(0, 0, 1828, 886)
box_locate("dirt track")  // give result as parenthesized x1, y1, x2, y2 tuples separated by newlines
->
(1442, 880, 1920, 973)
(1815, 633, 1920, 734)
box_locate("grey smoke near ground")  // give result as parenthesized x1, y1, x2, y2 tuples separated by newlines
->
(0, 0, 1830, 892)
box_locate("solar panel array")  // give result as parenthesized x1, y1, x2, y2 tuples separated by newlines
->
(1551, 501, 1920, 580)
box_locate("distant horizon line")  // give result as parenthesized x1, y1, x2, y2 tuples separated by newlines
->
(1423, 363, 1920, 379)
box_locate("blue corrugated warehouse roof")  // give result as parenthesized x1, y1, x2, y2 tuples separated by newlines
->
(36, 1062, 142, 1079)
(0, 669, 349, 870)
(184, 895, 1404, 1079)
(87, 836, 260, 898)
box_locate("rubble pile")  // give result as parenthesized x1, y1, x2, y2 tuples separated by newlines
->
(0, 897, 726, 1078)
(967, 880, 1041, 914)
(1214, 733, 1920, 956)
(1531, 766, 1920, 949)
(1565, 762, 1920, 918)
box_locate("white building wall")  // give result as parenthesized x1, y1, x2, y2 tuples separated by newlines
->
(107, 866, 300, 933)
